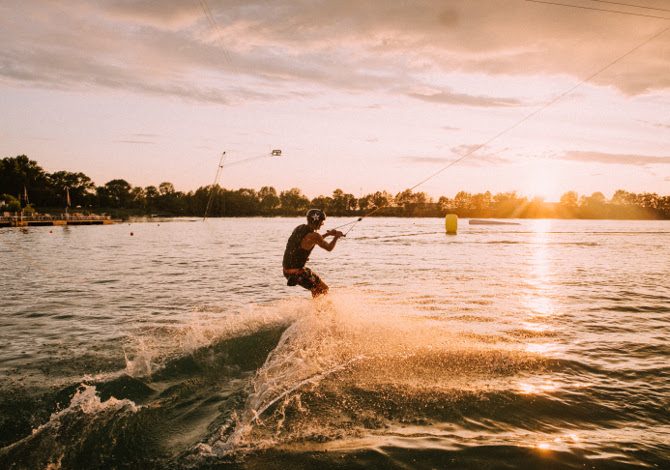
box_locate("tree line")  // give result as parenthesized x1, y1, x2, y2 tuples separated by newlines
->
(1, 155, 669, 219)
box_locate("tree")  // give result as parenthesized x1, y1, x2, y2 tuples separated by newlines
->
(394, 189, 411, 207)
(329, 189, 356, 215)
(0, 194, 21, 212)
(130, 187, 146, 209)
(358, 194, 372, 212)
(611, 189, 634, 206)
(453, 191, 472, 211)
(370, 191, 393, 209)
(658, 196, 670, 218)
(97, 179, 132, 208)
(311, 195, 333, 211)
(344, 192, 358, 211)
(437, 196, 452, 212)
(280, 188, 309, 213)
(258, 186, 280, 212)
(0, 155, 51, 206)
(238, 188, 259, 214)
(579, 192, 606, 208)
(637, 192, 659, 210)
(470, 191, 492, 214)
(217, 188, 258, 216)
(144, 186, 159, 210)
(154, 182, 188, 214)
(560, 191, 579, 209)
(492, 192, 526, 217)
(158, 182, 175, 195)
(579, 192, 607, 218)
(48, 171, 95, 207)
(155, 181, 178, 213)
(589, 192, 606, 205)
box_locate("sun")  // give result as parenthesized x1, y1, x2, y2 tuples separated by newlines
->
(522, 165, 564, 202)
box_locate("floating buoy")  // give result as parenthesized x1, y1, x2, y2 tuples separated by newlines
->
(445, 214, 458, 235)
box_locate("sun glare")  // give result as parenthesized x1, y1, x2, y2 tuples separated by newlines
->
(521, 163, 564, 202)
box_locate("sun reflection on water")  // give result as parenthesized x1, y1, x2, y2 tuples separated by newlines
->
(535, 433, 583, 452)
(521, 219, 558, 346)
(525, 342, 558, 354)
(518, 380, 559, 394)
(520, 321, 549, 332)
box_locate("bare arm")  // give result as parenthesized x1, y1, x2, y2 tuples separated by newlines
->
(301, 230, 344, 252)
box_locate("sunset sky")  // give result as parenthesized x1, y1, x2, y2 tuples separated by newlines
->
(1, 0, 669, 201)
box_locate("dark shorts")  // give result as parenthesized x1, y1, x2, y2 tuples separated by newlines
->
(284, 267, 323, 291)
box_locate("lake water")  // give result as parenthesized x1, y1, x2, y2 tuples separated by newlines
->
(1, 217, 669, 469)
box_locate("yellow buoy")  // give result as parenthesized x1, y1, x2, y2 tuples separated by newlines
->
(445, 214, 458, 235)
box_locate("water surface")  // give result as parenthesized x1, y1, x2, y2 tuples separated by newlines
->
(1, 218, 668, 468)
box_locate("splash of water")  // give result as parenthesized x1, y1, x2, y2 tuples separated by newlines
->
(202, 290, 545, 455)
(0, 384, 140, 469)
(122, 299, 304, 377)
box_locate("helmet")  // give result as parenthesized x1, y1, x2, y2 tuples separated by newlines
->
(306, 208, 326, 225)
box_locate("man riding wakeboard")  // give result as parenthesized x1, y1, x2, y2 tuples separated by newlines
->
(282, 209, 344, 298)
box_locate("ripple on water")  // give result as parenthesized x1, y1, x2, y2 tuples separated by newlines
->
(1, 218, 669, 468)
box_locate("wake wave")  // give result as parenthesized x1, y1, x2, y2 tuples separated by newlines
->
(188, 291, 551, 459)
(0, 385, 140, 469)
(3, 290, 604, 469)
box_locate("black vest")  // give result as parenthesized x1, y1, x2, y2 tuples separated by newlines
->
(282, 224, 314, 269)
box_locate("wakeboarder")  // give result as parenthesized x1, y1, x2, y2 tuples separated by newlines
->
(282, 209, 344, 297)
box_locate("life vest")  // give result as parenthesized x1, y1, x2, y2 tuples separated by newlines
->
(282, 224, 314, 269)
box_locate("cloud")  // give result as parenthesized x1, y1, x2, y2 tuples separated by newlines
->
(114, 140, 155, 145)
(399, 155, 509, 167)
(407, 90, 522, 107)
(1, 0, 669, 104)
(101, 1, 202, 29)
(113, 132, 160, 144)
(399, 156, 455, 165)
(131, 133, 159, 138)
(451, 144, 513, 165)
(399, 144, 511, 167)
(562, 151, 670, 166)
(637, 120, 670, 130)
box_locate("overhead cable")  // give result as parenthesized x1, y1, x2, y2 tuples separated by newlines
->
(589, 0, 670, 14)
(524, 0, 670, 20)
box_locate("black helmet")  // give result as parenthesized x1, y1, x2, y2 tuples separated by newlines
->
(306, 208, 326, 225)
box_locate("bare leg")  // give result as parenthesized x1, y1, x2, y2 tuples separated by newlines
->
(311, 280, 329, 298)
